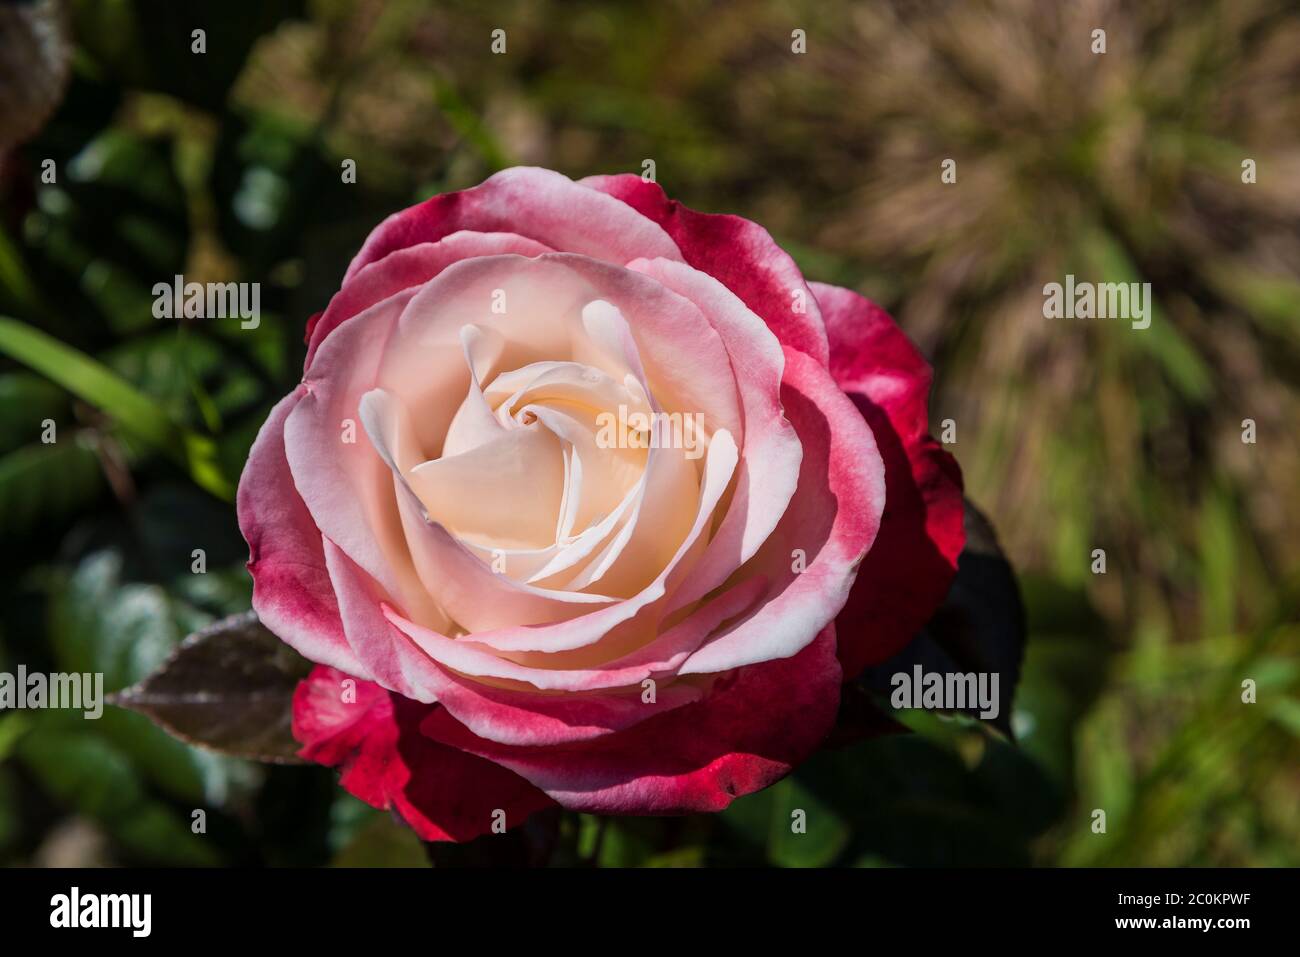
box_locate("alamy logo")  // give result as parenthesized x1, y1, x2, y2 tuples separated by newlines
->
(890, 665, 1000, 720)
(152, 275, 260, 329)
(594, 405, 705, 460)
(0, 667, 102, 719)
(50, 887, 151, 937)
(1043, 274, 1151, 330)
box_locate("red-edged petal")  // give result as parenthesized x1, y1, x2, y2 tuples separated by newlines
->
(676, 345, 884, 674)
(236, 387, 367, 678)
(402, 574, 767, 749)
(421, 626, 842, 815)
(581, 174, 830, 366)
(305, 231, 552, 368)
(293, 665, 554, 842)
(812, 282, 965, 677)
(304, 310, 324, 344)
(346, 167, 682, 282)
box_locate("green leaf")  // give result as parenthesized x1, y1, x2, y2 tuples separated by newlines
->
(1010, 576, 1111, 791)
(1206, 264, 1300, 340)
(1267, 697, 1300, 739)
(330, 813, 430, 868)
(1078, 226, 1212, 401)
(17, 724, 220, 865)
(0, 223, 45, 314)
(594, 817, 661, 867)
(644, 846, 706, 867)
(0, 317, 233, 499)
(49, 550, 186, 689)
(1198, 484, 1239, 639)
(0, 372, 68, 448)
(0, 436, 103, 539)
(34, 549, 253, 807)
(0, 316, 171, 446)
(720, 775, 850, 867)
(794, 733, 1054, 866)
(0, 713, 33, 762)
(765, 777, 851, 867)
(0, 767, 18, 855)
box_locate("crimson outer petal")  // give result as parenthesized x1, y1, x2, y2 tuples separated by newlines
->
(580, 174, 830, 365)
(237, 386, 369, 678)
(420, 626, 842, 814)
(811, 282, 965, 676)
(293, 666, 554, 842)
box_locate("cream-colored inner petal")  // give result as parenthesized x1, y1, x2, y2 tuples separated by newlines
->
(360, 290, 725, 633)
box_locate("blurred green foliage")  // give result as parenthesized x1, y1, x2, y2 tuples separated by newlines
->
(0, 0, 1296, 866)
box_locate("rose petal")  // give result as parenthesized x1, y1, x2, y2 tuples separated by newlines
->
(627, 256, 802, 606)
(676, 346, 885, 674)
(293, 665, 553, 842)
(407, 421, 567, 550)
(285, 288, 453, 631)
(422, 625, 842, 814)
(306, 231, 553, 368)
(581, 174, 830, 365)
(321, 537, 443, 702)
(412, 574, 767, 747)
(295, 253, 751, 634)
(346, 167, 684, 282)
(236, 386, 368, 678)
(382, 429, 739, 686)
(811, 282, 965, 676)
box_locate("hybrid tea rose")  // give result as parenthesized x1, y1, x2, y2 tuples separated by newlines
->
(237, 168, 964, 840)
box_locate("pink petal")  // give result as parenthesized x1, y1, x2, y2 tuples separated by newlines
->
(627, 256, 802, 607)
(346, 167, 683, 282)
(411, 574, 768, 748)
(293, 665, 554, 842)
(382, 429, 739, 688)
(811, 282, 965, 676)
(284, 287, 452, 631)
(236, 387, 367, 677)
(421, 626, 843, 814)
(582, 174, 830, 365)
(306, 231, 553, 368)
(298, 251, 760, 645)
(320, 537, 442, 702)
(677, 345, 885, 674)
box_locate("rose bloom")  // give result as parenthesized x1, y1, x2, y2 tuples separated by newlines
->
(237, 168, 963, 841)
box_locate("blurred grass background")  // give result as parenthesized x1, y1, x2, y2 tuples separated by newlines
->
(0, 0, 1296, 867)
